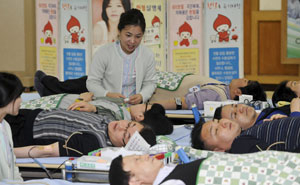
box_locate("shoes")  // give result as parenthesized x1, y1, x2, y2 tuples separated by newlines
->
(34, 70, 47, 97)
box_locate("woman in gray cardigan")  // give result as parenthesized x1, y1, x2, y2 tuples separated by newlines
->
(87, 8, 157, 105)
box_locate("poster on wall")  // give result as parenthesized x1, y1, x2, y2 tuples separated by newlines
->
(132, 0, 167, 71)
(167, 0, 204, 75)
(281, 0, 300, 64)
(92, 0, 132, 55)
(204, 0, 244, 84)
(36, 0, 59, 78)
(60, 0, 91, 80)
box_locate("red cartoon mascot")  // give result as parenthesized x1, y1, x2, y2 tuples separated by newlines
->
(152, 16, 161, 40)
(43, 21, 53, 45)
(213, 14, 231, 42)
(178, 22, 193, 47)
(67, 16, 81, 44)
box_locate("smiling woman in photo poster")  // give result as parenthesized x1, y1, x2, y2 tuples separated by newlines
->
(92, 0, 131, 54)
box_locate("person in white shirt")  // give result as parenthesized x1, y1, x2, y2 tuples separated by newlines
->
(0, 72, 23, 181)
(87, 8, 157, 105)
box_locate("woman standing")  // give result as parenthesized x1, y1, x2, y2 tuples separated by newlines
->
(87, 9, 157, 105)
(0, 72, 23, 180)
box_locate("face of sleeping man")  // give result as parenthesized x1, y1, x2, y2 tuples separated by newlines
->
(220, 104, 259, 130)
(108, 120, 144, 147)
(123, 154, 164, 185)
(200, 118, 242, 152)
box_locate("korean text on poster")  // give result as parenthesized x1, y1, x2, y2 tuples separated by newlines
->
(63, 48, 86, 80)
(209, 47, 239, 84)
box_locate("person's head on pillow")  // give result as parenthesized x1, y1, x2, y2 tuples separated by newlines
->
(108, 120, 156, 147)
(272, 80, 299, 107)
(230, 79, 266, 101)
(109, 154, 163, 185)
(191, 118, 242, 151)
(142, 103, 173, 135)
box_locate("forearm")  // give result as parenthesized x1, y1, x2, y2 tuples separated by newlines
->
(14, 142, 60, 158)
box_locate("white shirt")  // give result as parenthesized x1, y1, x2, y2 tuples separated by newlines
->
(153, 165, 185, 185)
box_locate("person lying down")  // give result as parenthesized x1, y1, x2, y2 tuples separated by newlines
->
(8, 108, 157, 158)
(20, 93, 174, 135)
(109, 151, 300, 185)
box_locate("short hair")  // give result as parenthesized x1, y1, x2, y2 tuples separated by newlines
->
(143, 104, 174, 135)
(118, 8, 146, 33)
(190, 120, 206, 149)
(213, 106, 223, 120)
(233, 80, 266, 101)
(0, 72, 24, 108)
(109, 155, 130, 185)
(102, 0, 131, 31)
(272, 80, 296, 107)
(139, 124, 157, 146)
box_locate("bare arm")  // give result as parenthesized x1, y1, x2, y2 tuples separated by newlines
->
(14, 142, 60, 158)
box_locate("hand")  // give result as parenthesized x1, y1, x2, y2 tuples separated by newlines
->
(106, 92, 126, 99)
(79, 92, 94, 102)
(68, 101, 97, 113)
(128, 94, 143, 105)
(290, 97, 300, 113)
(263, 114, 287, 122)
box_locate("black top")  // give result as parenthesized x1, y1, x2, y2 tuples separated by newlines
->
(160, 158, 206, 185)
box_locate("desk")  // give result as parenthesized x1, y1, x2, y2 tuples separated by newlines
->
(16, 159, 109, 183)
(17, 163, 64, 180)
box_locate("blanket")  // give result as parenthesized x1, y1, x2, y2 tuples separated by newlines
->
(156, 71, 191, 91)
(20, 94, 66, 110)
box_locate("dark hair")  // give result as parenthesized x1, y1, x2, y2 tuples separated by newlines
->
(109, 155, 130, 185)
(213, 106, 223, 120)
(139, 124, 157, 146)
(272, 80, 296, 107)
(118, 8, 146, 33)
(143, 104, 174, 135)
(102, 0, 131, 31)
(190, 120, 206, 149)
(0, 72, 24, 108)
(233, 80, 266, 101)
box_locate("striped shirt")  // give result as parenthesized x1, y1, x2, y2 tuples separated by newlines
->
(116, 41, 138, 98)
(239, 116, 300, 151)
(33, 108, 113, 147)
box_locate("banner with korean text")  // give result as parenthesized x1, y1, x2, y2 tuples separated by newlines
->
(204, 0, 244, 84)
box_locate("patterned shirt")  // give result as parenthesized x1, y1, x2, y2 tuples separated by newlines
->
(239, 116, 300, 151)
(116, 41, 138, 98)
(33, 108, 113, 147)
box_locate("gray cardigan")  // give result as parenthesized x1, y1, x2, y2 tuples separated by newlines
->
(87, 42, 157, 103)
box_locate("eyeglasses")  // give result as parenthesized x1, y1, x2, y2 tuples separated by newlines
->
(122, 121, 133, 146)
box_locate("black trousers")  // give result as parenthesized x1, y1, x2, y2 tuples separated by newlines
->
(41, 75, 88, 96)
(5, 109, 44, 147)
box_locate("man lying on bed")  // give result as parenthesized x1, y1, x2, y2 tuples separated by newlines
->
(6, 108, 160, 158)
(109, 151, 300, 185)
(151, 78, 266, 110)
(212, 97, 300, 130)
(191, 114, 300, 153)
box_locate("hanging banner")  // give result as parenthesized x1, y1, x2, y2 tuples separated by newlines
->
(204, 0, 244, 84)
(167, 0, 204, 75)
(36, 0, 59, 78)
(60, 0, 92, 80)
(132, 0, 167, 71)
